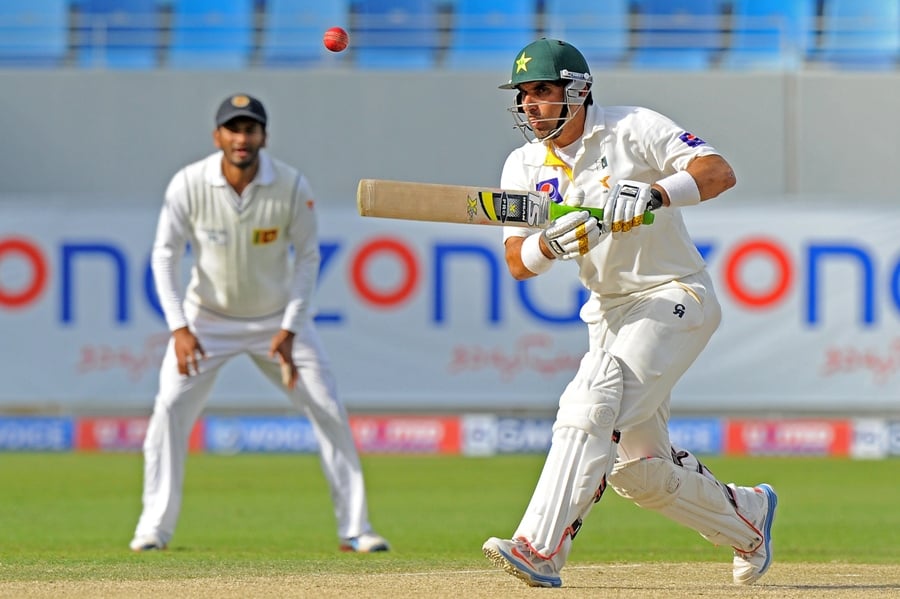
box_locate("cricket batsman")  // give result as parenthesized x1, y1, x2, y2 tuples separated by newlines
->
(481, 38, 777, 588)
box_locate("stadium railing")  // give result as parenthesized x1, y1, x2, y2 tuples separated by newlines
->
(1, 3, 898, 71)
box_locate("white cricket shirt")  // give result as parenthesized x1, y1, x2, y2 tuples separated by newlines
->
(501, 104, 721, 320)
(152, 150, 319, 333)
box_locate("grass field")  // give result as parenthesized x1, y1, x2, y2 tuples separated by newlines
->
(1, 453, 899, 597)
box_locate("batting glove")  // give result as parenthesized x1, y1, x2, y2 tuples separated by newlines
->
(604, 180, 652, 239)
(541, 210, 602, 260)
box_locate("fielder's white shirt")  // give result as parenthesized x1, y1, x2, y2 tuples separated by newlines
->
(501, 104, 720, 321)
(152, 150, 319, 333)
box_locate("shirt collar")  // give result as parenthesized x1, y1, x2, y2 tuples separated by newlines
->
(581, 104, 605, 140)
(524, 105, 606, 168)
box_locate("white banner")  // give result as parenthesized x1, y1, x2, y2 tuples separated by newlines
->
(2, 199, 898, 413)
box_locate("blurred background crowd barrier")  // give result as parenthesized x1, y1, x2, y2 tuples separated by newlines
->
(1, 1, 899, 71)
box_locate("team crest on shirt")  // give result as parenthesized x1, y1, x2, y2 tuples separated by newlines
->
(202, 229, 229, 245)
(536, 178, 564, 203)
(678, 131, 706, 147)
(253, 228, 279, 244)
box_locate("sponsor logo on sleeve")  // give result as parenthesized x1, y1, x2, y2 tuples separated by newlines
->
(678, 131, 706, 147)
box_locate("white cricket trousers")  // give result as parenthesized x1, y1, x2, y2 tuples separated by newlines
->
(585, 269, 722, 456)
(133, 305, 372, 545)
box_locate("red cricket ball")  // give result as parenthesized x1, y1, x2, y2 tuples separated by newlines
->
(323, 27, 349, 53)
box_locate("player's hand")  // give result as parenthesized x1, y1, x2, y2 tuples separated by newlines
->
(269, 329, 298, 390)
(172, 326, 206, 376)
(604, 180, 652, 239)
(540, 210, 603, 260)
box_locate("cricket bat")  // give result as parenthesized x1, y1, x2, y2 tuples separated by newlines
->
(356, 179, 658, 227)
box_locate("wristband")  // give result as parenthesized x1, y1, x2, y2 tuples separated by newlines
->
(521, 232, 554, 275)
(656, 170, 701, 208)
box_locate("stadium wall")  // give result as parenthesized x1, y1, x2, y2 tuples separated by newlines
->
(2, 69, 899, 203)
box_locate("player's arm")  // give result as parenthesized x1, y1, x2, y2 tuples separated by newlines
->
(603, 142, 736, 239)
(504, 234, 542, 280)
(651, 154, 736, 207)
(281, 175, 320, 334)
(275, 176, 320, 388)
(151, 177, 206, 375)
(606, 110, 737, 233)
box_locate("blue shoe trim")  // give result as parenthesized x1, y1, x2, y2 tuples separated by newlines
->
(342, 537, 389, 552)
(495, 544, 562, 588)
(756, 483, 778, 575)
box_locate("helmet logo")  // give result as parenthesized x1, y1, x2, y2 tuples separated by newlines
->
(515, 52, 532, 73)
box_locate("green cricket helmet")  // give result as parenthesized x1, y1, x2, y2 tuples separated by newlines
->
(500, 38, 593, 142)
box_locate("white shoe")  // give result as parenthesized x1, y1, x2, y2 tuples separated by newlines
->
(340, 532, 390, 553)
(482, 537, 562, 588)
(733, 483, 778, 585)
(129, 533, 167, 552)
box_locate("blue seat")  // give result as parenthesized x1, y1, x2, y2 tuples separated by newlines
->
(543, 0, 629, 69)
(168, 0, 254, 69)
(260, 0, 350, 67)
(817, 0, 900, 70)
(76, 0, 162, 69)
(0, 1, 69, 67)
(444, 0, 537, 70)
(721, 0, 815, 70)
(353, 0, 439, 69)
(631, 0, 724, 70)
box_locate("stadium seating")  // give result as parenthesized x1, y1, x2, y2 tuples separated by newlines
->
(720, 0, 816, 70)
(816, 0, 900, 70)
(543, 0, 629, 69)
(0, 1, 69, 67)
(4, 1, 900, 73)
(353, 0, 440, 69)
(444, 0, 537, 70)
(75, 0, 162, 69)
(631, 0, 724, 70)
(260, 0, 350, 67)
(168, 0, 255, 69)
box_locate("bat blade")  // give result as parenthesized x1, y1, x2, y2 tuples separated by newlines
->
(357, 179, 555, 228)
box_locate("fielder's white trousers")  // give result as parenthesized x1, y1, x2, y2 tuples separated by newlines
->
(133, 304, 372, 545)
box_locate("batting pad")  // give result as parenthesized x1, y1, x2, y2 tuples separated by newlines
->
(512, 349, 623, 563)
(513, 426, 617, 564)
(609, 457, 765, 552)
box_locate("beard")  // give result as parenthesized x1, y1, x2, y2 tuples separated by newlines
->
(227, 148, 259, 169)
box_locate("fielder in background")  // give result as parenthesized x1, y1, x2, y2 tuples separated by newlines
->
(130, 93, 389, 554)
(482, 39, 777, 588)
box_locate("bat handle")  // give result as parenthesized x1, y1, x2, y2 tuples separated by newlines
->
(548, 202, 659, 225)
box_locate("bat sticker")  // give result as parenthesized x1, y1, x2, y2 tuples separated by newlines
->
(466, 194, 478, 222)
(478, 191, 531, 224)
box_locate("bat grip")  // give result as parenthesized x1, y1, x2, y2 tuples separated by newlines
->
(548, 199, 661, 225)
